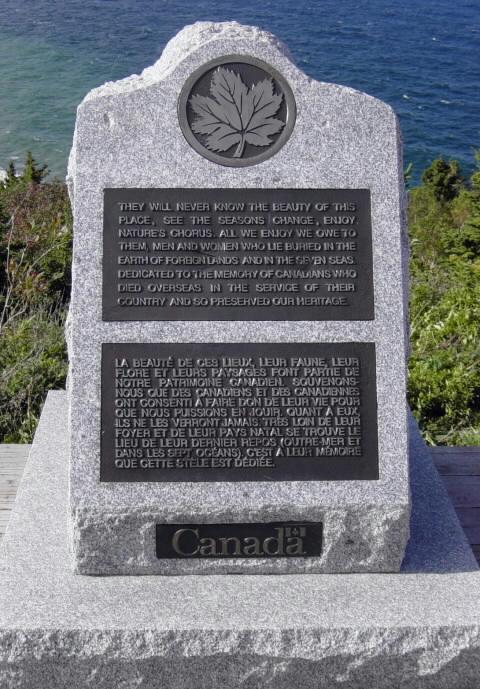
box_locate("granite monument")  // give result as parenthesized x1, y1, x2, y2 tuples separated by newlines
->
(68, 20, 410, 575)
(2, 22, 479, 689)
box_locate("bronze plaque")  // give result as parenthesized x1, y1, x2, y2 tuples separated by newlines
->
(103, 188, 374, 321)
(101, 342, 378, 482)
(156, 522, 323, 559)
(177, 55, 296, 166)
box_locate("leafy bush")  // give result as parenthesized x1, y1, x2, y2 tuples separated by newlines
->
(0, 307, 68, 442)
(408, 155, 480, 445)
(0, 153, 72, 441)
(0, 158, 72, 327)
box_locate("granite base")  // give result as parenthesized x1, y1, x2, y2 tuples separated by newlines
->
(1, 392, 479, 689)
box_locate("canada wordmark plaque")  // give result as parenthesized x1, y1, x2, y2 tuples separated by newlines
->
(103, 188, 374, 321)
(101, 342, 378, 482)
(156, 522, 323, 559)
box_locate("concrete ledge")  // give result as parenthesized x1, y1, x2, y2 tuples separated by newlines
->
(1, 391, 480, 688)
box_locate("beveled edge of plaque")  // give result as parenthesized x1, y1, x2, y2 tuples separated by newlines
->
(177, 54, 297, 167)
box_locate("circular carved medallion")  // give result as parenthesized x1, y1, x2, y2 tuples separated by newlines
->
(178, 55, 296, 167)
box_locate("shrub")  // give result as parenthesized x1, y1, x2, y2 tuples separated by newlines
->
(0, 153, 72, 442)
(0, 160, 72, 329)
(0, 307, 68, 442)
(408, 154, 480, 445)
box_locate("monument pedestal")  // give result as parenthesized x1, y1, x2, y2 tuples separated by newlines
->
(1, 392, 479, 689)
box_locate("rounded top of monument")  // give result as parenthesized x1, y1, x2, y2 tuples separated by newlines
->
(81, 21, 292, 105)
(162, 21, 292, 62)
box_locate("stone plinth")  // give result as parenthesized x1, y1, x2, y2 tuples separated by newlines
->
(0, 393, 478, 688)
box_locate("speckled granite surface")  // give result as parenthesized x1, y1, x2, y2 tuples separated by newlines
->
(68, 21, 410, 574)
(0, 392, 478, 689)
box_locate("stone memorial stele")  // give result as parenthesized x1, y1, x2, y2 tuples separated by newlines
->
(1, 21, 480, 689)
(68, 19, 411, 576)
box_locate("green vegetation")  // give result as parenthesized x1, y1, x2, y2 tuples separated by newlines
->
(0, 154, 71, 442)
(407, 153, 480, 445)
(0, 152, 479, 444)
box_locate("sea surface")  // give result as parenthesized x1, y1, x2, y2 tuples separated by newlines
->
(0, 0, 479, 183)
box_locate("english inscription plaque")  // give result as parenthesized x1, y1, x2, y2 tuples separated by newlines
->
(156, 522, 323, 559)
(101, 342, 378, 482)
(102, 188, 374, 321)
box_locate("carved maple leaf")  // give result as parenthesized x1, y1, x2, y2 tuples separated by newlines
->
(190, 67, 285, 158)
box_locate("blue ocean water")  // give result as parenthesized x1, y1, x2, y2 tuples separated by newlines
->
(0, 0, 478, 183)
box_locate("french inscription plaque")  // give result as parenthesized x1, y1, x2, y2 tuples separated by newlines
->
(156, 522, 323, 559)
(103, 188, 374, 321)
(101, 342, 378, 482)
